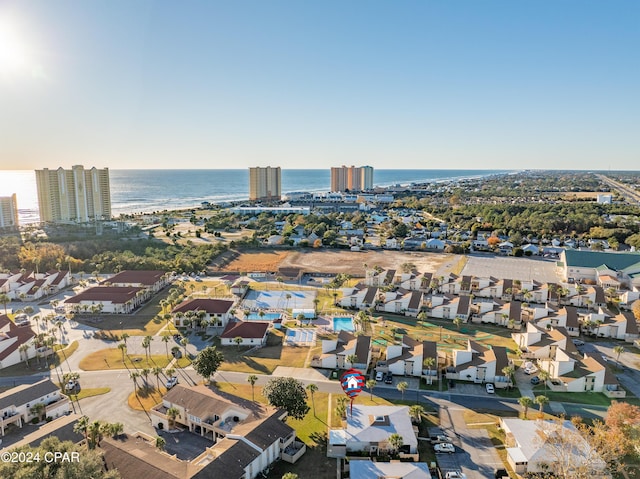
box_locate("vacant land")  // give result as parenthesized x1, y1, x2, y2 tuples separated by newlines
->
(215, 248, 454, 275)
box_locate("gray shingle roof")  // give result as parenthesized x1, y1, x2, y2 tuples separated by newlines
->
(0, 379, 59, 410)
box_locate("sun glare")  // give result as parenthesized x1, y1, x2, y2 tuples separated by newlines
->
(0, 13, 37, 78)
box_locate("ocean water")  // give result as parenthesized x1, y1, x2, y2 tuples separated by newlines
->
(0, 169, 511, 223)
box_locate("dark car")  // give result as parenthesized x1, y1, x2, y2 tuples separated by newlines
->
(448, 379, 456, 388)
(495, 469, 509, 479)
(384, 373, 393, 384)
(530, 376, 540, 385)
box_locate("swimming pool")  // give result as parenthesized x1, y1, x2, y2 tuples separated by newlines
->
(246, 313, 282, 321)
(333, 317, 355, 332)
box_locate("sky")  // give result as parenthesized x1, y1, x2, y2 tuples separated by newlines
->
(0, 1, 638, 171)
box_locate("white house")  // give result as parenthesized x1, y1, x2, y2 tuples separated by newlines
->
(501, 418, 607, 476)
(447, 340, 510, 388)
(220, 321, 270, 347)
(0, 313, 37, 370)
(311, 331, 371, 370)
(0, 379, 70, 436)
(171, 298, 236, 328)
(386, 336, 438, 378)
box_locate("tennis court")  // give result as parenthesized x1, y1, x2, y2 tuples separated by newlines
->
(285, 328, 317, 346)
(243, 289, 317, 310)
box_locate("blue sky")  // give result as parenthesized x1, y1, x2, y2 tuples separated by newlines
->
(0, 1, 638, 170)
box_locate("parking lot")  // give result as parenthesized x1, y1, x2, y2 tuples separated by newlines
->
(462, 255, 561, 283)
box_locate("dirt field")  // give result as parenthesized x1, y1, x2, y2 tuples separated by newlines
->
(213, 248, 455, 275)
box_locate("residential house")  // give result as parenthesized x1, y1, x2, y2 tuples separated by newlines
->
(0, 413, 83, 451)
(171, 298, 235, 328)
(339, 286, 378, 311)
(64, 286, 146, 314)
(501, 418, 606, 476)
(446, 340, 510, 388)
(590, 311, 639, 342)
(0, 379, 70, 436)
(512, 324, 573, 360)
(0, 313, 36, 370)
(386, 336, 438, 379)
(328, 405, 418, 458)
(102, 270, 169, 293)
(349, 460, 432, 479)
(430, 295, 470, 321)
(310, 331, 371, 370)
(220, 321, 270, 347)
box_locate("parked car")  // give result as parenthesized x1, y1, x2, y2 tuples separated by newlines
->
(375, 371, 384, 381)
(430, 434, 450, 444)
(523, 365, 538, 375)
(485, 383, 495, 394)
(384, 373, 393, 384)
(446, 472, 467, 479)
(434, 443, 456, 454)
(65, 380, 77, 392)
(166, 376, 178, 389)
(572, 339, 585, 346)
(530, 376, 540, 385)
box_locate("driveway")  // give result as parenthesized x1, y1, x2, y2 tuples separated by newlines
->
(435, 398, 504, 479)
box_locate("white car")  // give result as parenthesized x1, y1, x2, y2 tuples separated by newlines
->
(166, 376, 178, 389)
(572, 339, 585, 346)
(65, 380, 77, 392)
(375, 371, 384, 381)
(523, 363, 538, 375)
(485, 383, 495, 394)
(434, 443, 456, 454)
(445, 472, 467, 479)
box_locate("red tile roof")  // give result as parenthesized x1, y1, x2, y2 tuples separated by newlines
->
(66, 286, 143, 304)
(172, 298, 234, 315)
(0, 314, 35, 361)
(102, 270, 166, 286)
(220, 321, 269, 339)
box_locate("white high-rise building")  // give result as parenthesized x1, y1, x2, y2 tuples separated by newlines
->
(0, 194, 19, 230)
(330, 165, 374, 192)
(35, 165, 111, 223)
(249, 167, 281, 201)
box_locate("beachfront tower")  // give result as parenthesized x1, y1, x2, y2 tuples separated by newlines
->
(249, 166, 281, 201)
(330, 165, 374, 192)
(35, 165, 111, 223)
(0, 194, 19, 231)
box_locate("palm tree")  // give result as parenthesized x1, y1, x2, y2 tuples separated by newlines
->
(306, 383, 318, 416)
(247, 375, 258, 401)
(519, 396, 533, 419)
(180, 337, 190, 360)
(162, 335, 171, 357)
(144, 335, 154, 358)
(453, 317, 463, 330)
(152, 367, 164, 391)
(423, 357, 435, 385)
(366, 379, 376, 400)
(29, 403, 45, 422)
(409, 404, 425, 423)
(538, 369, 550, 392)
(233, 336, 243, 349)
(346, 354, 358, 368)
(118, 343, 127, 362)
(0, 293, 11, 314)
(18, 344, 30, 367)
(73, 415, 90, 447)
(155, 436, 166, 450)
(535, 395, 549, 416)
(397, 381, 409, 400)
(141, 368, 151, 388)
(121, 332, 130, 346)
(614, 345, 625, 364)
(387, 432, 404, 455)
(87, 420, 103, 449)
(502, 365, 515, 388)
(166, 406, 179, 429)
(336, 396, 348, 419)
(129, 371, 140, 395)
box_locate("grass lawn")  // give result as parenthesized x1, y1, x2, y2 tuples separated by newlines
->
(79, 348, 191, 371)
(128, 385, 168, 411)
(217, 330, 310, 375)
(531, 389, 614, 406)
(67, 387, 111, 401)
(0, 340, 79, 378)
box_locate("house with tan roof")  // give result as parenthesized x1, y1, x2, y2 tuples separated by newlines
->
(536, 306, 580, 336)
(590, 310, 639, 342)
(446, 340, 510, 388)
(429, 295, 471, 321)
(512, 324, 573, 360)
(311, 330, 371, 370)
(339, 285, 378, 311)
(104, 407, 302, 479)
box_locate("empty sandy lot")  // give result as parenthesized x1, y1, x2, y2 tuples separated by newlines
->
(213, 249, 455, 275)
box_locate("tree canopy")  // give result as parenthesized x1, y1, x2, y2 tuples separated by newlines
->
(191, 346, 224, 381)
(0, 436, 120, 479)
(262, 377, 310, 420)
